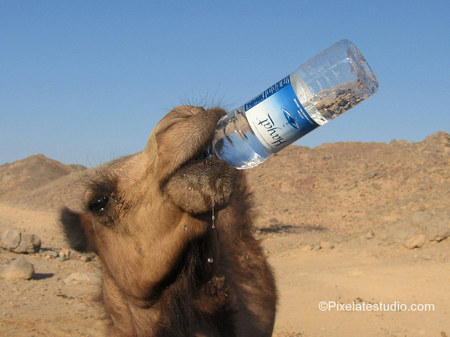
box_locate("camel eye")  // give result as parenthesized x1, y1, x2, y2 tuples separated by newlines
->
(89, 196, 109, 213)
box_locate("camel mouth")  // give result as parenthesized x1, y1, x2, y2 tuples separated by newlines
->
(177, 138, 216, 174)
(173, 117, 224, 175)
(156, 107, 236, 214)
(166, 124, 231, 186)
(153, 106, 228, 186)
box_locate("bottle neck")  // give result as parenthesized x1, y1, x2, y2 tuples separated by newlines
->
(203, 145, 216, 160)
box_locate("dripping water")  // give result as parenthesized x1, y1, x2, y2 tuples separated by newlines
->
(206, 193, 216, 265)
(211, 193, 216, 229)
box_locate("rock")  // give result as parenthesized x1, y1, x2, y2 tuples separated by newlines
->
(386, 222, 430, 249)
(372, 183, 382, 190)
(79, 255, 91, 262)
(64, 272, 99, 284)
(402, 211, 449, 243)
(409, 211, 432, 227)
(0, 257, 35, 280)
(390, 139, 409, 146)
(301, 245, 313, 252)
(365, 230, 375, 239)
(421, 212, 450, 242)
(312, 244, 322, 251)
(43, 250, 59, 259)
(405, 234, 426, 249)
(423, 131, 449, 153)
(1, 228, 21, 250)
(58, 248, 73, 261)
(320, 241, 334, 249)
(390, 224, 419, 244)
(16, 233, 41, 254)
(1, 228, 41, 254)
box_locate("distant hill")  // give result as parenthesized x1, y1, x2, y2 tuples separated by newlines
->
(0, 154, 86, 203)
(247, 131, 449, 233)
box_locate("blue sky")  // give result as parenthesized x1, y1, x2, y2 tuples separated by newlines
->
(1, 0, 449, 167)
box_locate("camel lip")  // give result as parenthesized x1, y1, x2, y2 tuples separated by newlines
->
(168, 137, 215, 182)
(183, 144, 214, 169)
(166, 108, 225, 179)
(182, 129, 216, 167)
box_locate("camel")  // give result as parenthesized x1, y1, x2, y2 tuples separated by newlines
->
(60, 106, 277, 337)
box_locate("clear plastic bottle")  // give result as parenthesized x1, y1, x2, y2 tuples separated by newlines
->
(208, 39, 379, 169)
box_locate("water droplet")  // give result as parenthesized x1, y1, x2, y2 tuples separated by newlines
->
(207, 257, 214, 264)
(211, 193, 216, 229)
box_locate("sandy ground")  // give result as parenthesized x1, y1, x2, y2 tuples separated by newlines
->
(0, 203, 448, 337)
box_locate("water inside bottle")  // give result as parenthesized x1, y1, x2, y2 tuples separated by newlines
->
(312, 82, 364, 120)
(291, 39, 378, 124)
(210, 111, 270, 169)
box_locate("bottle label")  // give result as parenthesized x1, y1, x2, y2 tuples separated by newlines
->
(243, 76, 319, 152)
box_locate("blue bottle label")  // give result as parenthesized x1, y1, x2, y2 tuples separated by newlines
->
(243, 76, 319, 152)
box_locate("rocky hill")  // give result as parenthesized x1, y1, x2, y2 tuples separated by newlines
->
(0, 154, 86, 203)
(249, 131, 449, 246)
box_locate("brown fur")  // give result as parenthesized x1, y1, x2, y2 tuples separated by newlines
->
(61, 106, 277, 336)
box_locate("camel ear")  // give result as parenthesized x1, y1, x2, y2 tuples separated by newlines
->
(60, 208, 95, 252)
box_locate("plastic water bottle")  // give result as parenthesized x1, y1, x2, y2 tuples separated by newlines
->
(208, 39, 379, 169)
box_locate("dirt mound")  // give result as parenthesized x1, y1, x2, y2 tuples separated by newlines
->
(0, 154, 86, 203)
